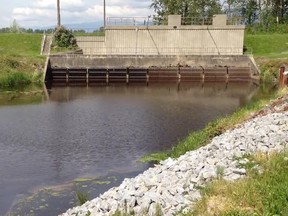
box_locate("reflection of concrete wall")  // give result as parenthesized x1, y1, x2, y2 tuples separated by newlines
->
(48, 82, 258, 103)
(76, 15, 245, 56)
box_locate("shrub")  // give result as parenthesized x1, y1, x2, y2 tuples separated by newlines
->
(75, 190, 89, 206)
(0, 72, 32, 88)
(53, 26, 77, 48)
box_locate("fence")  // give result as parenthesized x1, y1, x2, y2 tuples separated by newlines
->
(106, 16, 244, 27)
(106, 17, 154, 26)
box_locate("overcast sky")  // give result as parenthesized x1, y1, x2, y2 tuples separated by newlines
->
(0, 0, 154, 28)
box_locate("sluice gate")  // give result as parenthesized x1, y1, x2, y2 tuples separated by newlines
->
(48, 66, 252, 85)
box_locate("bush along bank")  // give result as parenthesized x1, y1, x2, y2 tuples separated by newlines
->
(0, 56, 43, 88)
(0, 71, 43, 89)
(254, 57, 288, 83)
(0, 72, 32, 88)
(60, 90, 288, 216)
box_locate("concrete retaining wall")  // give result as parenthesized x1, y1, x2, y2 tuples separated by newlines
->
(75, 15, 245, 56)
(48, 55, 257, 72)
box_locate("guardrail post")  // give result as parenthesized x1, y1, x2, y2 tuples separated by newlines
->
(66, 68, 69, 84)
(279, 65, 287, 88)
(126, 68, 129, 84)
(106, 69, 109, 85)
(86, 68, 89, 84)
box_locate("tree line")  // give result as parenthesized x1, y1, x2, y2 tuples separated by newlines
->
(151, 0, 288, 23)
(151, 0, 288, 31)
(0, 20, 54, 33)
(0, 19, 103, 34)
(0, 27, 55, 34)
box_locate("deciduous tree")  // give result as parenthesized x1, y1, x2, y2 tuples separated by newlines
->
(151, 0, 222, 24)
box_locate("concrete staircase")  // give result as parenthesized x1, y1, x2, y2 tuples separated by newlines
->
(41, 35, 52, 55)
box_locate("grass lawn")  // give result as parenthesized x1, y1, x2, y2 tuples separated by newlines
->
(189, 150, 288, 216)
(244, 33, 288, 82)
(0, 33, 45, 87)
(245, 33, 288, 58)
(0, 33, 43, 57)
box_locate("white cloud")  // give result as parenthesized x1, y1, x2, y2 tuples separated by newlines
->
(34, 0, 84, 8)
(86, 4, 152, 19)
(13, 8, 52, 17)
(86, 5, 103, 18)
(12, 7, 55, 27)
(106, 6, 152, 17)
(4, 0, 154, 28)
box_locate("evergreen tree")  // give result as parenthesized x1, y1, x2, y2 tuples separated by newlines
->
(10, 19, 20, 33)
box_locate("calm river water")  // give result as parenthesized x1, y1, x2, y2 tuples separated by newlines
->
(0, 82, 259, 215)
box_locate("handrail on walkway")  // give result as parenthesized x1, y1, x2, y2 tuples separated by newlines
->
(106, 15, 245, 27)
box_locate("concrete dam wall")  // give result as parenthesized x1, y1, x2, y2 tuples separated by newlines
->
(45, 15, 257, 85)
(76, 15, 245, 56)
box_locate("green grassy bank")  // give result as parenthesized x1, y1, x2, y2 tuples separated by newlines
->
(245, 33, 288, 58)
(187, 149, 288, 216)
(0, 33, 45, 88)
(245, 33, 288, 82)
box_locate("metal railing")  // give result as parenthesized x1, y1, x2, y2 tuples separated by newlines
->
(106, 17, 154, 26)
(181, 17, 213, 25)
(68, 28, 104, 35)
(106, 16, 213, 26)
(227, 17, 245, 26)
(106, 16, 244, 27)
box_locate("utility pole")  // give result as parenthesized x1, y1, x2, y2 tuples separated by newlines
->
(104, 0, 106, 28)
(57, 0, 61, 27)
(281, 0, 285, 22)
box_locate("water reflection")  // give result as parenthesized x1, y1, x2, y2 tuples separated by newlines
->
(0, 82, 258, 215)
(47, 82, 257, 104)
(0, 85, 45, 106)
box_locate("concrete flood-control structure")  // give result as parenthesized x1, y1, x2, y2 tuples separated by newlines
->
(76, 15, 245, 56)
(44, 14, 259, 84)
(45, 55, 257, 86)
(48, 66, 251, 86)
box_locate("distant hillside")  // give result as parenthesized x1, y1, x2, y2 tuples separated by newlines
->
(63, 21, 103, 30)
(34, 21, 103, 31)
